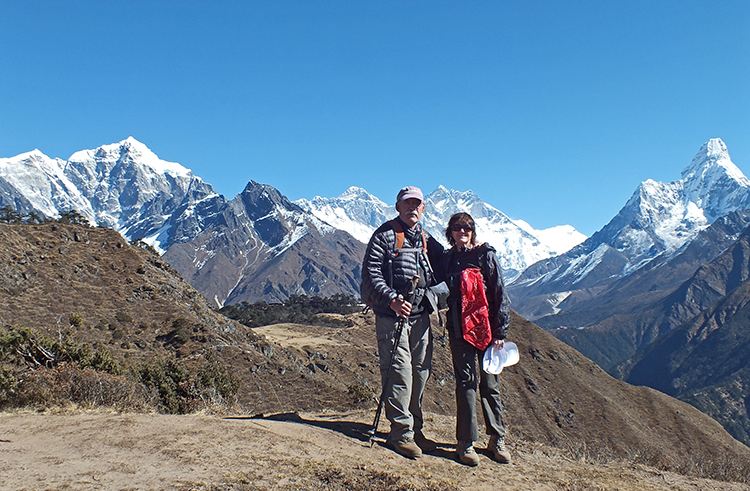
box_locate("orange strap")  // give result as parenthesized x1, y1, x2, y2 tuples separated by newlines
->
(390, 219, 426, 256)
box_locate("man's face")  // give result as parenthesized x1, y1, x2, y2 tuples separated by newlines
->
(396, 198, 425, 228)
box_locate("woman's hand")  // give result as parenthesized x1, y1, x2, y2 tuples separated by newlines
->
(491, 339, 505, 348)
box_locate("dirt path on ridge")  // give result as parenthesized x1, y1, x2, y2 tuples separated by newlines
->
(2, 410, 748, 491)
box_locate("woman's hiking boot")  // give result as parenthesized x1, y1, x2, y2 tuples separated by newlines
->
(487, 435, 511, 464)
(456, 441, 480, 466)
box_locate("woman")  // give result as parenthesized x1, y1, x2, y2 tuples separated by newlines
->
(439, 212, 511, 466)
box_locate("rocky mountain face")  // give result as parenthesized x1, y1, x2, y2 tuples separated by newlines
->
(509, 139, 750, 321)
(1, 137, 588, 306)
(620, 226, 750, 446)
(0, 139, 365, 306)
(298, 185, 586, 282)
(0, 137, 225, 252)
(0, 222, 260, 367)
(506, 139, 750, 447)
(163, 181, 365, 307)
(2, 221, 750, 476)
(540, 210, 750, 369)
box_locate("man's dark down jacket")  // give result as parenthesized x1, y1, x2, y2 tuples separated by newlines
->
(360, 218, 443, 317)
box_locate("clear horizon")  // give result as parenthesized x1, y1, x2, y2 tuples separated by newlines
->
(1, 1, 748, 237)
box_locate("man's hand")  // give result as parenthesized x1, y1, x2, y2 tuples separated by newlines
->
(390, 297, 412, 318)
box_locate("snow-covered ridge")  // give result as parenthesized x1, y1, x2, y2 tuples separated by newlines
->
(0, 138, 222, 254)
(297, 184, 587, 282)
(295, 186, 395, 243)
(69, 137, 193, 178)
(515, 221, 586, 257)
(0, 149, 95, 220)
(511, 137, 750, 298)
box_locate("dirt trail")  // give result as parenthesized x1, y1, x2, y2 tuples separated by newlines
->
(2, 410, 748, 491)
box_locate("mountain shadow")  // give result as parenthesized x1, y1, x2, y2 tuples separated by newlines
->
(163, 181, 366, 307)
(624, 231, 750, 446)
(536, 210, 750, 372)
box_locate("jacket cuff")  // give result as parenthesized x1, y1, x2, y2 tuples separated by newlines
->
(386, 291, 399, 305)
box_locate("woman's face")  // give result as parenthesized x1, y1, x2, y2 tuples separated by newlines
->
(451, 222, 473, 248)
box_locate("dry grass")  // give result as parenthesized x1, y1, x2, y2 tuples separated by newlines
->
(2, 222, 750, 487)
(12, 363, 151, 411)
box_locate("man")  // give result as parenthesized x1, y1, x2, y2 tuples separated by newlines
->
(360, 186, 443, 458)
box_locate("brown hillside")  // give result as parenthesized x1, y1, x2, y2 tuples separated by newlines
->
(0, 222, 263, 364)
(1, 222, 749, 484)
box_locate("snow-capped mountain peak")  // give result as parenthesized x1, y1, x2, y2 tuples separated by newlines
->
(681, 138, 747, 183)
(510, 138, 750, 320)
(677, 138, 750, 222)
(338, 186, 382, 202)
(69, 137, 193, 178)
(295, 187, 394, 243)
(513, 220, 587, 256)
(0, 139, 223, 253)
(297, 185, 586, 281)
(592, 138, 750, 268)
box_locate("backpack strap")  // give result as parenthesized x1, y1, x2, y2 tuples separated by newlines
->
(390, 219, 427, 256)
(390, 219, 405, 256)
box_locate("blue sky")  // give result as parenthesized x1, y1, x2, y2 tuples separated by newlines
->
(1, 1, 748, 236)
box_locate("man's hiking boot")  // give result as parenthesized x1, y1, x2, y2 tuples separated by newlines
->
(389, 437, 422, 459)
(414, 432, 438, 453)
(457, 441, 480, 466)
(487, 435, 511, 464)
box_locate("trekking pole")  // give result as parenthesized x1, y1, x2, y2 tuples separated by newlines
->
(367, 276, 419, 447)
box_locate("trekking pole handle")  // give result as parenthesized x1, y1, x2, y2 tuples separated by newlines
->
(392, 276, 420, 319)
(406, 275, 419, 303)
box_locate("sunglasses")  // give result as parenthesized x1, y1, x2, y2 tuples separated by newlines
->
(451, 224, 473, 232)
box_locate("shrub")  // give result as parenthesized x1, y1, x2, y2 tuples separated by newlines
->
(200, 351, 239, 406)
(25, 211, 46, 224)
(12, 363, 149, 410)
(0, 326, 120, 375)
(131, 358, 195, 414)
(89, 348, 120, 374)
(0, 206, 23, 224)
(0, 366, 18, 403)
(69, 313, 83, 328)
(132, 353, 238, 414)
(130, 238, 160, 256)
(57, 209, 90, 227)
(0, 326, 237, 415)
(161, 318, 192, 347)
(348, 382, 376, 404)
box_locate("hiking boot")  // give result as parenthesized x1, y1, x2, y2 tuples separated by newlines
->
(488, 435, 511, 464)
(390, 437, 422, 459)
(414, 432, 438, 453)
(457, 441, 480, 466)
